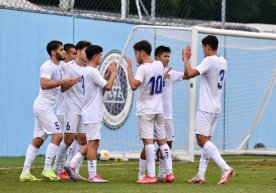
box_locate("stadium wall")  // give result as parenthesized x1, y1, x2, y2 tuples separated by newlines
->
(0, 9, 276, 156)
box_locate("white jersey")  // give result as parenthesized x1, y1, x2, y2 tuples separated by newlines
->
(81, 66, 107, 124)
(56, 61, 67, 115)
(196, 55, 227, 113)
(135, 60, 164, 115)
(162, 68, 184, 119)
(63, 60, 86, 115)
(33, 60, 64, 110)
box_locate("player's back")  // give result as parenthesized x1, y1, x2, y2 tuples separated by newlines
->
(135, 60, 164, 115)
(197, 55, 227, 113)
(63, 61, 85, 115)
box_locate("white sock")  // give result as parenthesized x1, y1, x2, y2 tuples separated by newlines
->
(159, 144, 173, 175)
(53, 141, 69, 174)
(145, 144, 155, 177)
(203, 141, 230, 171)
(22, 144, 38, 174)
(70, 152, 85, 169)
(66, 139, 78, 165)
(44, 143, 59, 172)
(138, 159, 147, 177)
(158, 158, 166, 176)
(198, 149, 210, 178)
(75, 158, 84, 175)
(88, 160, 97, 178)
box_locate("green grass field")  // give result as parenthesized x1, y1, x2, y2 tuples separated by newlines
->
(0, 155, 276, 193)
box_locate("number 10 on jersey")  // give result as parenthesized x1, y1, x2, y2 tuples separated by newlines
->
(149, 75, 163, 95)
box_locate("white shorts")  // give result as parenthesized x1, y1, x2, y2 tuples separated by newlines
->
(137, 114, 166, 140)
(85, 122, 102, 141)
(57, 115, 65, 132)
(33, 107, 62, 140)
(195, 110, 219, 137)
(64, 114, 86, 134)
(165, 119, 174, 141)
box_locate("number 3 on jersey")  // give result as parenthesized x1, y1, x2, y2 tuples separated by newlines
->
(217, 69, 225, 89)
(149, 75, 163, 95)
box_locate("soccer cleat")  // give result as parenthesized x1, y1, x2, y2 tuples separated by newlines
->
(63, 165, 78, 182)
(157, 172, 166, 181)
(218, 168, 235, 185)
(186, 175, 205, 184)
(42, 169, 60, 181)
(57, 170, 70, 180)
(163, 173, 175, 183)
(87, 175, 108, 183)
(76, 174, 87, 181)
(137, 176, 157, 184)
(20, 173, 42, 182)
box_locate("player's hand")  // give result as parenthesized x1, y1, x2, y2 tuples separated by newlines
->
(127, 58, 132, 70)
(108, 61, 117, 73)
(63, 77, 79, 86)
(182, 46, 192, 61)
(74, 76, 81, 82)
(163, 67, 172, 79)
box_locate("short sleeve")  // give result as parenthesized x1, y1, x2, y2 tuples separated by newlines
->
(40, 63, 52, 79)
(170, 70, 184, 83)
(92, 70, 107, 88)
(135, 66, 144, 82)
(196, 58, 212, 75)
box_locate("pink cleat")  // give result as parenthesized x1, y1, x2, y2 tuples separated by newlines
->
(57, 170, 70, 180)
(186, 175, 205, 184)
(163, 173, 175, 183)
(218, 168, 235, 185)
(64, 165, 78, 182)
(87, 175, 108, 183)
(137, 176, 157, 184)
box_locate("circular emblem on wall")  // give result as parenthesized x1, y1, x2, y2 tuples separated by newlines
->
(100, 50, 133, 130)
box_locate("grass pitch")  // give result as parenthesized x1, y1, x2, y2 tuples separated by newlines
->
(0, 155, 276, 193)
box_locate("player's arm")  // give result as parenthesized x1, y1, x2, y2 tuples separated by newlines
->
(182, 46, 200, 79)
(127, 59, 141, 90)
(104, 61, 117, 91)
(61, 77, 81, 92)
(40, 77, 65, 90)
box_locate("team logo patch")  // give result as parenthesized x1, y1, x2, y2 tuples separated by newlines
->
(100, 50, 133, 129)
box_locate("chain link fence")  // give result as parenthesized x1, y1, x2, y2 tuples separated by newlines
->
(1, 0, 276, 33)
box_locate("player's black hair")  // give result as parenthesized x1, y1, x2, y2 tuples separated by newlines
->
(46, 40, 63, 56)
(85, 45, 103, 60)
(154, 46, 171, 57)
(76, 40, 92, 51)
(133, 40, 152, 55)
(201, 35, 219, 51)
(64, 43, 76, 53)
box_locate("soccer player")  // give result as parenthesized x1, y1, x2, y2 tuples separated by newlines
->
(20, 41, 79, 182)
(183, 35, 235, 184)
(127, 40, 174, 184)
(56, 43, 77, 131)
(53, 41, 91, 180)
(64, 45, 117, 183)
(154, 46, 186, 180)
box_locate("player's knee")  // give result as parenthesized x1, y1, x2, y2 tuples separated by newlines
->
(64, 134, 75, 146)
(32, 137, 44, 148)
(78, 134, 87, 145)
(53, 133, 63, 144)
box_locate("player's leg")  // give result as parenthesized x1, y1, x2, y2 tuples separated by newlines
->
(86, 123, 107, 183)
(155, 114, 174, 183)
(138, 148, 147, 181)
(36, 108, 62, 181)
(74, 126, 87, 180)
(137, 115, 157, 184)
(53, 114, 79, 179)
(158, 119, 174, 181)
(20, 118, 46, 182)
(65, 135, 78, 165)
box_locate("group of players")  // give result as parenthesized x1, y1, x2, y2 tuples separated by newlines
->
(19, 35, 235, 185)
